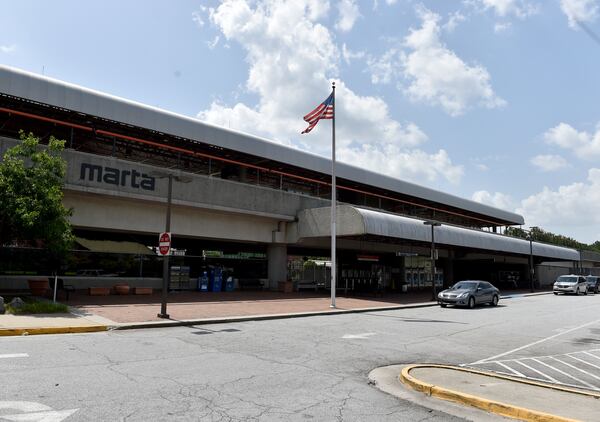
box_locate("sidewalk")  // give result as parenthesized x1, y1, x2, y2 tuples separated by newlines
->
(0, 289, 551, 336)
(371, 364, 600, 422)
(0, 312, 108, 336)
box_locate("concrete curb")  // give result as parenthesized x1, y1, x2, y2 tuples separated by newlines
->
(111, 301, 438, 330)
(0, 325, 108, 336)
(400, 364, 598, 422)
(112, 291, 552, 330)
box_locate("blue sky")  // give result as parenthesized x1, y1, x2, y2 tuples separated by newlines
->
(2, 0, 600, 242)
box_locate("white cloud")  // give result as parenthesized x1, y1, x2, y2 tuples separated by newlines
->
(340, 146, 463, 184)
(475, 163, 489, 171)
(367, 48, 400, 84)
(530, 154, 569, 171)
(472, 190, 516, 211)
(474, 0, 539, 19)
(199, 0, 463, 185)
(443, 11, 466, 32)
(399, 7, 506, 116)
(0, 44, 16, 54)
(342, 43, 365, 65)
(560, 0, 599, 29)
(517, 168, 600, 242)
(543, 122, 600, 160)
(206, 35, 220, 49)
(336, 0, 361, 32)
(192, 9, 206, 27)
(494, 22, 512, 32)
(373, 0, 397, 8)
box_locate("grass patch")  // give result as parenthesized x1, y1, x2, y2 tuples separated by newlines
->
(6, 299, 69, 314)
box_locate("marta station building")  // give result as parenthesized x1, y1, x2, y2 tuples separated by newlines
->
(0, 65, 594, 293)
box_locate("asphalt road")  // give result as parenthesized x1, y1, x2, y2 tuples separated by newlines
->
(1, 292, 599, 421)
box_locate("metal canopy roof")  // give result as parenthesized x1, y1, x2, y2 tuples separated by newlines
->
(298, 206, 579, 261)
(0, 65, 524, 225)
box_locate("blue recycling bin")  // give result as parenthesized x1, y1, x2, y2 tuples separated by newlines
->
(211, 268, 223, 292)
(198, 271, 209, 292)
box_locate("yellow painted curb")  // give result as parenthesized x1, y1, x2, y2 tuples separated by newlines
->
(400, 364, 595, 422)
(0, 325, 108, 336)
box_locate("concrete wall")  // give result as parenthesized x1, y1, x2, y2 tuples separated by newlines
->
(1, 136, 329, 244)
(536, 265, 571, 286)
(64, 191, 284, 244)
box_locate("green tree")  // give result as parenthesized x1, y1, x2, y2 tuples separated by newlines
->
(0, 131, 73, 265)
(505, 226, 600, 253)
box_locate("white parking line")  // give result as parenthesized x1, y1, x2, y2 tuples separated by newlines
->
(495, 362, 525, 377)
(341, 332, 377, 339)
(567, 354, 600, 370)
(549, 356, 600, 382)
(513, 360, 559, 383)
(583, 351, 600, 361)
(470, 318, 600, 364)
(532, 358, 596, 389)
(0, 353, 28, 359)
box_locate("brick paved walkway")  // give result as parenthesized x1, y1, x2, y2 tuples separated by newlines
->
(68, 290, 436, 323)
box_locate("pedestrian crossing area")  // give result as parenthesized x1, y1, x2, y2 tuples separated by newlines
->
(466, 348, 600, 392)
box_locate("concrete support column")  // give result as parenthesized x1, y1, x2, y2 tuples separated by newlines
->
(443, 252, 455, 288)
(267, 244, 287, 290)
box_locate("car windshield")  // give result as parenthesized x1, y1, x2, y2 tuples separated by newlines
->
(557, 276, 578, 283)
(452, 282, 478, 290)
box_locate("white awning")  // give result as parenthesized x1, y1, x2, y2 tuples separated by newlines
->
(297, 206, 580, 261)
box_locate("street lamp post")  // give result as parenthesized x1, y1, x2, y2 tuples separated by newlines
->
(158, 174, 173, 319)
(423, 221, 441, 301)
(151, 171, 192, 319)
(528, 233, 535, 293)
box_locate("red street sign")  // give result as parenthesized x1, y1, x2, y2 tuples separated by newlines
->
(159, 232, 171, 256)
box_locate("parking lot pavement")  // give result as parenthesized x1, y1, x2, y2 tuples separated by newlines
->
(467, 348, 600, 392)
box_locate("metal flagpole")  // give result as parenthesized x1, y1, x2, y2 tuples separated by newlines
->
(331, 81, 336, 308)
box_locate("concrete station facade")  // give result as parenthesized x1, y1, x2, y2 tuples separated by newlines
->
(0, 65, 589, 292)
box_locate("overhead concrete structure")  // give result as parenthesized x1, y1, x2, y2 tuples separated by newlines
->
(295, 206, 579, 261)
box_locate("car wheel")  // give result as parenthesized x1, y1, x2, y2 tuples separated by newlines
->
(584, 288, 588, 296)
(468, 296, 475, 309)
(553, 292, 558, 295)
(490, 295, 499, 306)
(596, 285, 599, 294)
(576, 287, 580, 295)
(440, 303, 447, 308)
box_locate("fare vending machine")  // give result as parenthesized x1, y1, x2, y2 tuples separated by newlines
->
(435, 270, 444, 288)
(405, 269, 419, 290)
(418, 269, 426, 289)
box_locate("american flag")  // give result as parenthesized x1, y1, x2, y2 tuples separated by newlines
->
(301, 92, 334, 134)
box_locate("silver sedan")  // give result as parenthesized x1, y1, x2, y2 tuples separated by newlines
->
(437, 280, 500, 309)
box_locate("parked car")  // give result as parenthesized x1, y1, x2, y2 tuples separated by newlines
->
(585, 276, 600, 294)
(553, 275, 588, 295)
(437, 280, 500, 309)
